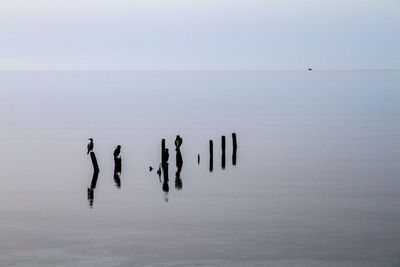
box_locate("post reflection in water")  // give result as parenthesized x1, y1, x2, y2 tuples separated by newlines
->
(161, 141, 170, 201)
(85, 133, 238, 206)
(87, 148, 100, 208)
(113, 145, 122, 188)
(87, 170, 99, 208)
(175, 135, 183, 190)
(114, 158, 122, 188)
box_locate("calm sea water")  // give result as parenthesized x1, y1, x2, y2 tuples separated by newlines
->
(0, 71, 399, 266)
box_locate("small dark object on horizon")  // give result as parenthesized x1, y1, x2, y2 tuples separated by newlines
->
(308, 68, 312, 71)
(149, 166, 153, 172)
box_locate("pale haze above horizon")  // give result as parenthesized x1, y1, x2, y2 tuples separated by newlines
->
(0, 0, 399, 71)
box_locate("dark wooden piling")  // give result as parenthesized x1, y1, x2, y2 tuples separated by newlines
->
(114, 157, 122, 173)
(221, 136, 226, 169)
(161, 139, 165, 162)
(90, 151, 99, 172)
(209, 140, 213, 172)
(162, 163, 169, 192)
(232, 133, 237, 166)
(176, 149, 183, 168)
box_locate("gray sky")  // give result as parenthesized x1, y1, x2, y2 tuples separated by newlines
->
(0, 0, 399, 71)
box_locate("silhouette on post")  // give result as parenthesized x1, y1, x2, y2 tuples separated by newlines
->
(175, 135, 183, 190)
(175, 135, 183, 168)
(113, 145, 122, 188)
(87, 138, 94, 154)
(232, 133, 237, 166)
(221, 135, 226, 170)
(87, 138, 99, 172)
(209, 140, 213, 172)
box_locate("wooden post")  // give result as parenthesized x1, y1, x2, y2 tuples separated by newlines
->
(209, 140, 213, 172)
(221, 136, 226, 170)
(162, 163, 169, 192)
(232, 133, 237, 166)
(114, 157, 122, 173)
(161, 139, 165, 162)
(90, 151, 99, 172)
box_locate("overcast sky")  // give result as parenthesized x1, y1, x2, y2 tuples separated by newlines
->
(0, 0, 399, 71)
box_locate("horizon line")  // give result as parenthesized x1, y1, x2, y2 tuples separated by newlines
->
(0, 68, 400, 72)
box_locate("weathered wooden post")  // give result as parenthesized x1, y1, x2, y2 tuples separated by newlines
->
(232, 133, 237, 166)
(161, 139, 165, 162)
(90, 151, 99, 172)
(209, 140, 213, 172)
(221, 135, 226, 170)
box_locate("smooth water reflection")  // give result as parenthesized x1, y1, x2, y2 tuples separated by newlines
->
(0, 71, 399, 266)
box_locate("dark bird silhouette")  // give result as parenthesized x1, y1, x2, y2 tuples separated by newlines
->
(149, 166, 153, 172)
(113, 145, 121, 158)
(87, 138, 94, 154)
(175, 135, 183, 148)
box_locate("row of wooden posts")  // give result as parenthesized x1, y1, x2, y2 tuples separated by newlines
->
(87, 133, 237, 206)
(88, 133, 238, 174)
(209, 133, 237, 172)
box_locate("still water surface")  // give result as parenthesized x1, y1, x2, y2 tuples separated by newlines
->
(0, 71, 399, 266)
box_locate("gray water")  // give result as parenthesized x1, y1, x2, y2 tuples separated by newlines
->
(0, 71, 399, 266)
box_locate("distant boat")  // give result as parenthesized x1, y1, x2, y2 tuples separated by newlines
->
(308, 68, 312, 71)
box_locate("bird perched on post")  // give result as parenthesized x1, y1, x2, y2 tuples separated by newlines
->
(175, 135, 182, 149)
(87, 138, 94, 154)
(113, 145, 121, 159)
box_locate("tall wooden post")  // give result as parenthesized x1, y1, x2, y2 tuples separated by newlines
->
(232, 133, 237, 166)
(221, 135, 226, 170)
(209, 140, 213, 172)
